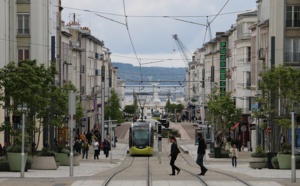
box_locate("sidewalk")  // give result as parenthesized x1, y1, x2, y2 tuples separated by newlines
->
(0, 143, 129, 178)
(180, 143, 300, 179)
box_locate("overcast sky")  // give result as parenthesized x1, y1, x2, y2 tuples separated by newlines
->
(61, 0, 256, 68)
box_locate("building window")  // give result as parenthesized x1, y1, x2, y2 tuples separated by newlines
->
(17, 14, 30, 35)
(18, 48, 30, 61)
(246, 71, 251, 89)
(286, 5, 300, 27)
(247, 47, 251, 62)
(285, 38, 300, 62)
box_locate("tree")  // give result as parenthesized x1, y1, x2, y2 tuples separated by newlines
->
(123, 105, 136, 115)
(0, 60, 83, 149)
(104, 89, 124, 123)
(206, 87, 242, 145)
(257, 65, 300, 151)
(165, 98, 171, 114)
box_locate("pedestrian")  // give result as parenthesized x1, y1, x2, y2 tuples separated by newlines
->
(82, 140, 89, 159)
(196, 132, 208, 176)
(237, 135, 243, 152)
(230, 144, 238, 167)
(103, 138, 110, 158)
(74, 139, 82, 155)
(93, 139, 100, 159)
(168, 136, 180, 176)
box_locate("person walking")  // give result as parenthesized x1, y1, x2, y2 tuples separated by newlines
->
(82, 140, 89, 159)
(93, 139, 100, 159)
(168, 136, 180, 176)
(237, 135, 243, 152)
(103, 138, 111, 158)
(230, 144, 238, 167)
(196, 132, 207, 176)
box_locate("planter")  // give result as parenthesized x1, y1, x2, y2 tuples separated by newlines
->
(7, 152, 28, 172)
(249, 162, 266, 169)
(0, 162, 10, 171)
(208, 153, 215, 158)
(55, 153, 80, 166)
(56, 161, 61, 168)
(55, 153, 68, 166)
(277, 154, 291, 169)
(250, 157, 265, 162)
(31, 156, 57, 170)
(272, 162, 279, 169)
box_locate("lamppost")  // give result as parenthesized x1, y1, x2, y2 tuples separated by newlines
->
(136, 92, 148, 121)
(17, 103, 27, 178)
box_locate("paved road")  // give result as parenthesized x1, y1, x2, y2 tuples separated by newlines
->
(0, 121, 299, 186)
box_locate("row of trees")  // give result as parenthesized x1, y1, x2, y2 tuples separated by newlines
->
(205, 65, 300, 152)
(0, 60, 84, 149)
(123, 95, 185, 119)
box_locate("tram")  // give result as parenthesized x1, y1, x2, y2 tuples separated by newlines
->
(129, 121, 154, 156)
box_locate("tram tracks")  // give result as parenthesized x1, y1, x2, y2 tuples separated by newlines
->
(177, 148, 252, 186)
(102, 156, 152, 186)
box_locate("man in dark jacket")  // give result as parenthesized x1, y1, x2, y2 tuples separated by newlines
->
(196, 132, 208, 175)
(168, 136, 180, 176)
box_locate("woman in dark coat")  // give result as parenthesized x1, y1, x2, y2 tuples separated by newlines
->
(168, 136, 180, 176)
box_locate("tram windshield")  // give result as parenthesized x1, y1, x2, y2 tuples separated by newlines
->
(133, 129, 149, 146)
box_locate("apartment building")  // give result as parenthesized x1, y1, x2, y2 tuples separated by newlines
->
(0, 0, 58, 146)
(0, 1, 120, 147)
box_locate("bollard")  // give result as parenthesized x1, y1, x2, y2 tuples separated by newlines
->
(109, 151, 112, 164)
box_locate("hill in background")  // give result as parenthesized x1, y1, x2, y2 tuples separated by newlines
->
(112, 62, 186, 85)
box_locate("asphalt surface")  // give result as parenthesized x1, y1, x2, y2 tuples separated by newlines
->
(0, 121, 299, 186)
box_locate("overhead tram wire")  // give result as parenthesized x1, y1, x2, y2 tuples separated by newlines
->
(60, 5, 253, 19)
(122, 0, 144, 87)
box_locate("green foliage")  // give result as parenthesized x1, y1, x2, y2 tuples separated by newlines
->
(166, 103, 184, 113)
(206, 88, 242, 132)
(37, 148, 55, 157)
(271, 156, 278, 163)
(6, 144, 30, 153)
(104, 89, 124, 123)
(124, 105, 136, 115)
(251, 145, 267, 157)
(279, 143, 291, 154)
(0, 60, 83, 149)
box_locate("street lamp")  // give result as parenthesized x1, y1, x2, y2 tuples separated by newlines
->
(17, 103, 27, 178)
(136, 92, 148, 121)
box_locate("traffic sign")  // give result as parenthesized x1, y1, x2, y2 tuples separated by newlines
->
(267, 127, 271, 134)
(241, 125, 247, 132)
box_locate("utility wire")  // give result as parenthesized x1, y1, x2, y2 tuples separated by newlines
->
(122, 0, 144, 85)
(172, 18, 207, 27)
(210, 0, 230, 24)
(61, 5, 252, 19)
(95, 13, 126, 26)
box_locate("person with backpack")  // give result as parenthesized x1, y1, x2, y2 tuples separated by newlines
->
(168, 135, 180, 176)
(196, 132, 208, 175)
(82, 140, 89, 159)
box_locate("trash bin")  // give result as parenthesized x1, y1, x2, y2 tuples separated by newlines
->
(267, 152, 277, 169)
(214, 147, 221, 158)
